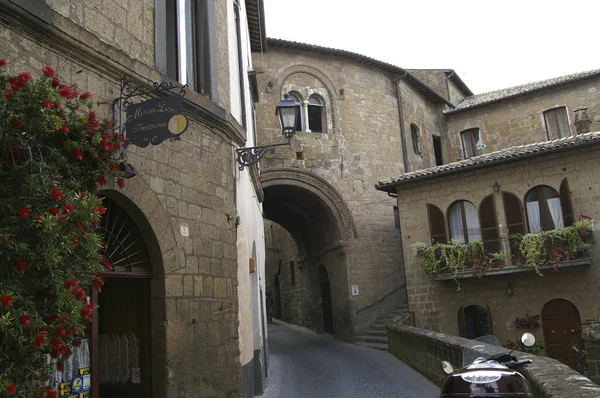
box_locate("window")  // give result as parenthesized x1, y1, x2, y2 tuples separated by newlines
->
(160, 0, 216, 97)
(393, 206, 401, 238)
(448, 201, 481, 243)
(544, 107, 570, 140)
(411, 124, 421, 155)
(308, 96, 324, 133)
(288, 93, 304, 132)
(503, 192, 526, 236)
(525, 186, 563, 233)
(432, 136, 443, 166)
(458, 305, 493, 339)
(479, 196, 499, 252)
(460, 128, 483, 159)
(427, 204, 448, 244)
(289, 261, 295, 285)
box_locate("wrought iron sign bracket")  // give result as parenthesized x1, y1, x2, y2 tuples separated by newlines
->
(236, 141, 291, 171)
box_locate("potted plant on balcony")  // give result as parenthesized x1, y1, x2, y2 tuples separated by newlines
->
(490, 251, 505, 268)
(574, 219, 594, 241)
(509, 233, 523, 249)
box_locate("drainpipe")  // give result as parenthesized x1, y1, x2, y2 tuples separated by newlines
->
(395, 72, 410, 173)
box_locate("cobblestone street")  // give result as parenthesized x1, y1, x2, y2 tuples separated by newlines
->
(263, 321, 439, 398)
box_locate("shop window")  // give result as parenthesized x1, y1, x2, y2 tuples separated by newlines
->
(288, 93, 304, 132)
(448, 200, 481, 243)
(479, 195, 499, 252)
(411, 124, 421, 155)
(427, 204, 448, 244)
(308, 96, 324, 133)
(458, 305, 493, 339)
(525, 186, 563, 232)
(559, 178, 574, 227)
(544, 106, 571, 140)
(159, 0, 216, 97)
(460, 128, 484, 159)
(433, 135, 443, 166)
(290, 261, 296, 285)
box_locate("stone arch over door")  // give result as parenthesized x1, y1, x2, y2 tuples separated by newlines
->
(542, 298, 583, 369)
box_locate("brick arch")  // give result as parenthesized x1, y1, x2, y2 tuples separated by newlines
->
(260, 168, 358, 240)
(272, 65, 340, 134)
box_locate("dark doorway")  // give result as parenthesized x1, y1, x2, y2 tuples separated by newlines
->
(273, 274, 282, 319)
(318, 266, 334, 334)
(433, 135, 443, 166)
(542, 299, 583, 369)
(458, 305, 493, 339)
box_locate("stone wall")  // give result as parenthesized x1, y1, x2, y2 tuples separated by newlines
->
(393, 143, 600, 348)
(583, 323, 600, 385)
(387, 321, 600, 397)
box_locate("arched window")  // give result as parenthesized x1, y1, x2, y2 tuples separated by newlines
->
(288, 93, 304, 132)
(458, 305, 493, 339)
(427, 204, 447, 244)
(525, 186, 563, 232)
(411, 124, 421, 155)
(448, 201, 481, 243)
(307, 95, 324, 133)
(479, 195, 499, 252)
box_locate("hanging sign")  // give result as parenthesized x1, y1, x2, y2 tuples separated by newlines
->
(126, 95, 189, 147)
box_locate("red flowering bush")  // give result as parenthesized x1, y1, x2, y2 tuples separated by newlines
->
(0, 60, 128, 396)
(513, 312, 540, 329)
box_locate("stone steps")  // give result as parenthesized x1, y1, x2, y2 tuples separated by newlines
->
(354, 306, 409, 351)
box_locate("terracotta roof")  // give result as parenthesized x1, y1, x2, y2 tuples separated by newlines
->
(376, 131, 600, 192)
(446, 69, 600, 114)
(266, 38, 453, 106)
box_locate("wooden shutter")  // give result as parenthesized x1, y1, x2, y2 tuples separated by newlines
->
(427, 204, 447, 244)
(479, 195, 499, 252)
(502, 192, 525, 235)
(458, 306, 467, 338)
(486, 304, 494, 335)
(560, 178, 574, 227)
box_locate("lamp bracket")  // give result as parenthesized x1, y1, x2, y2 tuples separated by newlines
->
(236, 141, 290, 170)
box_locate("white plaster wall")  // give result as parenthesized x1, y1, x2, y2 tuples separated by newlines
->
(228, 0, 242, 124)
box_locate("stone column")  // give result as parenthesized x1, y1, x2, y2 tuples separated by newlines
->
(574, 107, 592, 135)
(303, 100, 311, 132)
(582, 323, 600, 384)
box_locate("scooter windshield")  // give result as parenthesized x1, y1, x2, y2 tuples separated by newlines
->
(462, 335, 502, 366)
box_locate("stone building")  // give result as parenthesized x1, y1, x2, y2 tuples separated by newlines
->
(1, 0, 268, 397)
(377, 71, 600, 369)
(253, 36, 600, 369)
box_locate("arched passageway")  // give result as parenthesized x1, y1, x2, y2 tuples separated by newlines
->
(261, 169, 356, 339)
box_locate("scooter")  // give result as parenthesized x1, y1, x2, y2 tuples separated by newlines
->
(439, 333, 536, 397)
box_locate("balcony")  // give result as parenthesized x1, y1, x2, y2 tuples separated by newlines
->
(413, 222, 594, 284)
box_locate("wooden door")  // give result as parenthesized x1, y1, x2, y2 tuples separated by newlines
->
(542, 299, 583, 369)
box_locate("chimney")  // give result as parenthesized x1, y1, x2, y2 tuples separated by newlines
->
(574, 107, 592, 134)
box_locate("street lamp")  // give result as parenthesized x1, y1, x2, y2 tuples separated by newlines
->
(236, 93, 300, 170)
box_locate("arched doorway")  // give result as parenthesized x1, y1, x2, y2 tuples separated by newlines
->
(458, 305, 493, 339)
(319, 266, 334, 334)
(542, 299, 583, 369)
(273, 274, 282, 319)
(92, 195, 154, 397)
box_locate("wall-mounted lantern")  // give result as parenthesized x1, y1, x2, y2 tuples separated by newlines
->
(236, 93, 300, 170)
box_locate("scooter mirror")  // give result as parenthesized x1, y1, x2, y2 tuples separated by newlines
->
(521, 333, 536, 347)
(441, 361, 454, 375)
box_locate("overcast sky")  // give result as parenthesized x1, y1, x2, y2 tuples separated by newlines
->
(262, 0, 600, 95)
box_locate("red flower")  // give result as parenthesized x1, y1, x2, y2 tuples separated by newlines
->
(97, 175, 107, 186)
(19, 207, 30, 218)
(80, 91, 91, 100)
(0, 59, 6, 67)
(38, 327, 48, 335)
(117, 178, 125, 189)
(55, 326, 67, 337)
(64, 279, 79, 290)
(73, 339, 82, 347)
(1, 295, 14, 307)
(51, 186, 63, 201)
(72, 147, 84, 160)
(52, 77, 60, 87)
(7, 384, 16, 396)
(42, 65, 55, 77)
(49, 207, 60, 216)
(50, 338, 62, 349)
(45, 314, 58, 324)
(4, 90, 13, 100)
(73, 288, 86, 300)
(59, 125, 70, 133)
(81, 304, 96, 321)
(19, 314, 32, 327)
(97, 205, 107, 215)
(47, 389, 57, 398)
(101, 140, 113, 152)
(19, 72, 32, 83)
(71, 325, 78, 334)
(62, 203, 75, 215)
(34, 335, 46, 348)
(59, 86, 73, 98)
(93, 274, 105, 292)
(42, 99, 53, 109)
(16, 258, 27, 273)
(10, 118, 21, 127)
(100, 257, 113, 270)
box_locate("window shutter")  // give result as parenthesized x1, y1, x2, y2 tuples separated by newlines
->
(458, 306, 466, 338)
(427, 204, 448, 244)
(486, 304, 494, 335)
(560, 178, 574, 227)
(502, 193, 525, 235)
(479, 195, 499, 252)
